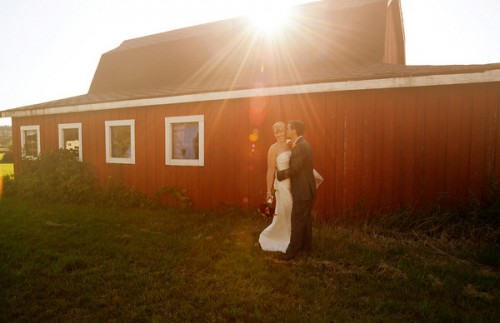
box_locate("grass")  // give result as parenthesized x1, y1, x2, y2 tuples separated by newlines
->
(0, 198, 498, 322)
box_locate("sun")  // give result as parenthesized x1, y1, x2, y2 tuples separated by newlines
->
(246, 5, 293, 35)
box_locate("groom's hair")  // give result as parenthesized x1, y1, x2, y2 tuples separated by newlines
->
(289, 120, 305, 136)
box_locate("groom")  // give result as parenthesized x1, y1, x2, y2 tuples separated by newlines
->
(276, 120, 316, 261)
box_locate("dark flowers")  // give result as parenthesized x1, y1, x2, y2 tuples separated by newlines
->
(258, 199, 276, 218)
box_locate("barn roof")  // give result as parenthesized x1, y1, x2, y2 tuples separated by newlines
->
(2, 0, 500, 118)
(88, 0, 394, 95)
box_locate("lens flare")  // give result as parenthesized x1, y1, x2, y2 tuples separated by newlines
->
(248, 129, 259, 142)
(247, 5, 292, 35)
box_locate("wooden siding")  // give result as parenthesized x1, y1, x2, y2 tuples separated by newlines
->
(11, 82, 500, 220)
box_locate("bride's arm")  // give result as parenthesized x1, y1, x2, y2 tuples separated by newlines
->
(266, 145, 276, 201)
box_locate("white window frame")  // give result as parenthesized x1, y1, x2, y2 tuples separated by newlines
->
(20, 125, 41, 159)
(58, 123, 83, 161)
(165, 115, 204, 166)
(105, 119, 135, 164)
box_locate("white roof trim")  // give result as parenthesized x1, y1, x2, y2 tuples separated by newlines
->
(3, 68, 500, 118)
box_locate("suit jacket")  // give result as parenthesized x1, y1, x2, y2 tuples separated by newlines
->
(277, 137, 316, 201)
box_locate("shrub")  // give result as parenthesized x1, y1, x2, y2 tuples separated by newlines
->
(4, 149, 96, 204)
(155, 186, 192, 208)
(3, 149, 193, 210)
(94, 179, 153, 209)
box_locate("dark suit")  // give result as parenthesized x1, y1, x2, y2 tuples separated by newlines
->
(277, 136, 316, 259)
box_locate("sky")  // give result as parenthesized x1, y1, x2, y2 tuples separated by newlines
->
(1, 0, 500, 126)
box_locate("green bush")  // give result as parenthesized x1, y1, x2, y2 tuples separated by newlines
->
(3, 149, 191, 210)
(155, 186, 192, 208)
(4, 149, 96, 204)
(95, 179, 153, 209)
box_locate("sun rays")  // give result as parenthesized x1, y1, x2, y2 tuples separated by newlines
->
(173, 0, 332, 127)
(246, 4, 293, 36)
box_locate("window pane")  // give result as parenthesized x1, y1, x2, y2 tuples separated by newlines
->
(23, 130, 38, 157)
(62, 128, 79, 158)
(172, 122, 199, 160)
(111, 125, 131, 158)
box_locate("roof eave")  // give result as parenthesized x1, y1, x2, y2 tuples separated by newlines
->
(3, 68, 500, 119)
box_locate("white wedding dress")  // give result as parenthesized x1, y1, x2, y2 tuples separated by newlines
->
(259, 151, 292, 253)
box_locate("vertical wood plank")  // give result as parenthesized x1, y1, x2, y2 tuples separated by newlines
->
(494, 84, 500, 179)
(445, 85, 466, 202)
(372, 92, 386, 210)
(324, 92, 338, 220)
(360, 90, 376, 215)
(483, 84, 499, 181)
(469, 85, 488, 199)
(421, 88, 439, 204)
(143, 106, 157, 197)
(335, 93, 347, 215)
(352, 93, 364, 217)
(435, 87, 450, 201)
(399, 88, 417, 207)
(310, 93, 327, 218)
(343, 93, 356, 213)
(413, 88, 427, 206)
(381, 90, 396, 209)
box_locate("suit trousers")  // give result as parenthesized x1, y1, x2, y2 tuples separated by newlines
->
(285, 199, 313, 258)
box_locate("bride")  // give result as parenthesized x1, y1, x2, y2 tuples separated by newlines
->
(259, 121, 292, 253)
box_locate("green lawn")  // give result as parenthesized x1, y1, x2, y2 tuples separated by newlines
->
(0, 198, 498, 321)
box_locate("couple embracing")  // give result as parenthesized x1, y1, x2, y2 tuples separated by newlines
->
(259, 120, 320, 262)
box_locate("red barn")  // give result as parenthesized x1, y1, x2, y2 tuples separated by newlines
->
(2, 0, 500, 220)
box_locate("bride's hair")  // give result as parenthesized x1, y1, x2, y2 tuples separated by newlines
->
(272, 121, 286, 132)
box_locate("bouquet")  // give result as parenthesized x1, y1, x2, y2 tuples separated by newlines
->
(258, 197, 276, 218)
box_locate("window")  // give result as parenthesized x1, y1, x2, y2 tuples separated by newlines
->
(58, 123, 82, 161)
(20, 125, 40, 159)
(165, 115, 204, 166)
(105, 120, 135, 164)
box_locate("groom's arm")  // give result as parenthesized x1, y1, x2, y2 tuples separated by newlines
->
(276, 169, 290, 181)
(280, 144, 310, 180)
(277, 144, 306, 181)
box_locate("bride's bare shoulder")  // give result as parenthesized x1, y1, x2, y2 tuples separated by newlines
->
(268, 143, 278, 155)
(274, 143, 290, 156)
(269, 142, 289, 155)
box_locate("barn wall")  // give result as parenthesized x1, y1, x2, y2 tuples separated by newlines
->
(11, 82, 500, 220)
